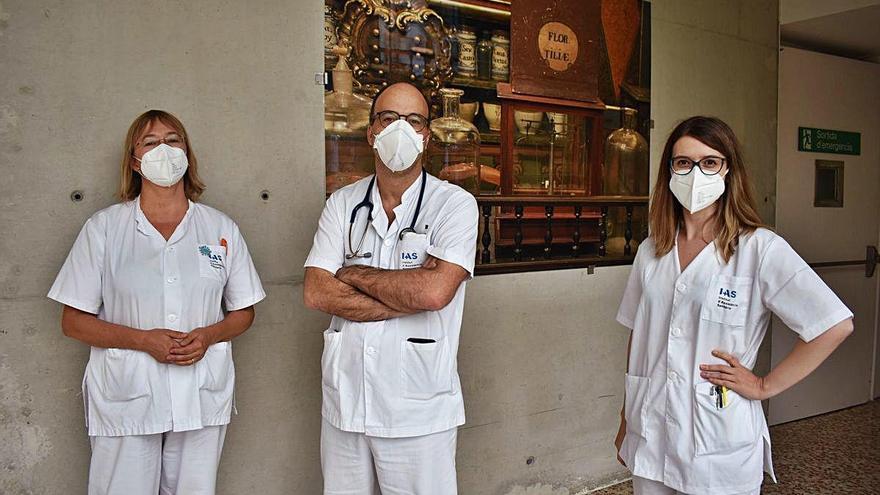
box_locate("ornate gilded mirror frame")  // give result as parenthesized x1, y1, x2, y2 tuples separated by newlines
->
(338, 0, 453, 98)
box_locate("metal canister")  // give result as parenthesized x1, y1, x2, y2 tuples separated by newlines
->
(491, 30, 510, 81)
(455, 27, 477, 78)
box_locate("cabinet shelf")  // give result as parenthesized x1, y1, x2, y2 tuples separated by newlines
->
(481, 132, 501, 144)
(427, 0, 511, 20)
(449, 77, 502, 91)
(324, 129, 367, 140)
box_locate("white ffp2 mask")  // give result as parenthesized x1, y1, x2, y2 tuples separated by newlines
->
(135, 143, 188, 187)
(372, 119, 424, 173)
(669, 170, 726, 213)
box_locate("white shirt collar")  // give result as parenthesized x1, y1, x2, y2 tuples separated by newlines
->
(134, 195, 194, 241)
(370, 169, 426, 236)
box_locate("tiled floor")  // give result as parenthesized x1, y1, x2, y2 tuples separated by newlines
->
(592, 400, 880, 494)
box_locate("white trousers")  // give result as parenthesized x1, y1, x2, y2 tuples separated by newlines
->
(321, 419, 458, 495)
(88, 425, 227, 495)
(632, 476, 760, 495)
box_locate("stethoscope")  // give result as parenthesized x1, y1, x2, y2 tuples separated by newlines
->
(346, 168, 427, 260)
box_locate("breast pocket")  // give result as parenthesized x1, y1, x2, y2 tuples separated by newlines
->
(400, 337, 454, 400)
(396, 233, 428, 270)
(693, 381, 757, 455)
(198, 244, 227, 282)
(700, 275, 752, 326)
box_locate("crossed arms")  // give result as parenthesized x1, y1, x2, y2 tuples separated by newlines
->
(303, 256, 469, 322)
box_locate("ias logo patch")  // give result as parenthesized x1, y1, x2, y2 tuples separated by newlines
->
(199, 245, 224, 269)
(716, 287, 739, 310)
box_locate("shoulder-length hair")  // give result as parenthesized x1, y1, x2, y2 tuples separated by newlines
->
(649, 116, 766, 263)
(118, 110, 206, 201)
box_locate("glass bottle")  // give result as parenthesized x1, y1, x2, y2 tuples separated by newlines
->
(476, 32, 493, 80)
(427, 88, 481, 194)
(324, 45, 374, 194)
(603, 107, 649, 252)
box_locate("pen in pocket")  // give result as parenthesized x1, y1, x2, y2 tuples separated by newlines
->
(711, 385, 730, 409)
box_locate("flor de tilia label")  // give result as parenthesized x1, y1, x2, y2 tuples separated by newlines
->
(538, 22, 578, 72)
(511, 0, 600, 102)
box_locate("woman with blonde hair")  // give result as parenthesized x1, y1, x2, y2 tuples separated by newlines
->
(48, 110, 265, 494)
(614, 116, 853, 494)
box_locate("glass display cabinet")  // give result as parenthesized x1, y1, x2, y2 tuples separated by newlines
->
(498, 88, 604, 196)
(323, 0, 651, 272)
(489, 82, 607, 258)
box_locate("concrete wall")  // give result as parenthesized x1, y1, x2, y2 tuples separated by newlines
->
(0, 1, 327, 493)
(0, 1, 778, 493)
(651, 0, 779, 226)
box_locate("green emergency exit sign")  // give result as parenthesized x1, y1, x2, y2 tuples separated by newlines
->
(798, 127, 860, 155)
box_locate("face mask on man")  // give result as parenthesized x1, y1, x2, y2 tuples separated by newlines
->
(372, 119, 425, 173)
(134, 143, 188, 187)
(669, 168, 726, 213)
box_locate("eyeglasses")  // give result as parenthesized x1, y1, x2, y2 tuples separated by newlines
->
(669, 156, 726, 176)
(372, 111, 429, 133)
(138, 134, 185, 151)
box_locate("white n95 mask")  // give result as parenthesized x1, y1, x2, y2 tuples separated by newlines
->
(135, 143, 189, 187)
(669, 169, 726, 213)
(372, 119, 425, 173)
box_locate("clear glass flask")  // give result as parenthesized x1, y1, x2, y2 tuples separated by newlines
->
(427, 88, 481, 194)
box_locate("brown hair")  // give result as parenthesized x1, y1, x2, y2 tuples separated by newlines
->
(649, 116, 767, 263)
(118, 110, 206, 201)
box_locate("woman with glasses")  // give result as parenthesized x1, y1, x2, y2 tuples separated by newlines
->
(48, 110, 265, 495)
(613, 116, 853, 495)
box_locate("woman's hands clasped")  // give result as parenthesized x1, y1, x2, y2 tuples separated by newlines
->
(140, 328, 216, 366)
(140, 329, 188, 364)
(167, 328, 215, 366)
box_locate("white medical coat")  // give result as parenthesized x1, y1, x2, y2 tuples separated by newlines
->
(48, 198, 266, 436)
(305, 172, 478, 438)
(616, 228, 852, 494)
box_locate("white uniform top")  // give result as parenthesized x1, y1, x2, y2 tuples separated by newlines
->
(48, 197, 266, 437)
(616, 228, 852, 494)
(305, 172, 478, 438)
